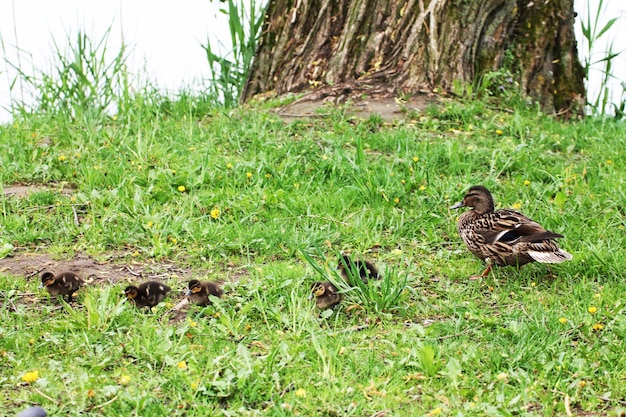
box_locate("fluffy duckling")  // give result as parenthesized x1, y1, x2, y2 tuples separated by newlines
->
(451, 185, 573, 277)
(187, 279, 224, 306)
(309, 281, 342, 310)
(337, 254, 380, 284)
(124, 280, 171, 308)
(40, 271, 84, 302)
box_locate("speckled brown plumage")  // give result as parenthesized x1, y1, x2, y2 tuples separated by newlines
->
(187, 279, 224, 306)
(309, 281, 342, 310)
(40, 271, 84, 302)
(451, 186, 572, 276)
(124, 280, 171, 308)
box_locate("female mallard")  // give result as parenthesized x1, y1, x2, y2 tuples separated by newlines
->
(451, 186, 572, 276)
(124, 280, 171, 308)
(309, 281, 342, 310)
(187, 279, 224, 306)
(40, 271, 84, 302)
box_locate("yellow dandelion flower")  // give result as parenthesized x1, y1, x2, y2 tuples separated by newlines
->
(293, 183, 299, 188)
(512, 202, 522, 210)
(177, 361, 187, 369)
(524, 180, 531, 186)
(210, 207, 220, 219)
(132, 251, 139, 257)
(394, 197, 400, 203)
(606, 160, 612, 165)
(87, 389, 95, 397)
(295, 388, 306, 398)
(412, 156, 419, 162)
(29, 338, 35, 345)
(190, 382, 198, 390)
(226, 163, 233, 169)
(496, 129, 503, 135)
(592, 323, 604, 331)
(171, 169, 176, 174)
(178, 185, 186, 193)
(170, 237, 177, 244)
(558, 317, 567, 324)
(70, 195, 77, 203)
(246, 172, 253, 178)
(588, 306, 597, 314)
(189, 321, 198, 327)
(579, 380, 587, 387)
(58, 155, 67, 161)
(530, 282, 536, 287)
(21, 370, 39, 383)
(147, 221, 154, 228)
(119, 374, 131, 385)
(419, 185, 426, 191)
(428, 407, 443, 416)
(401, 179, 406, 184)
(74, 153, 81, 158)
(265, 173, 271, 178)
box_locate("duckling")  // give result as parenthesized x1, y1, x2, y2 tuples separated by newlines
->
(40, 271, 84, 302)
(309, 281, 342, 310)
(124, 280, 171, 308)
(451, 185, 573, 277)
(337, 254, 380, 284)
(187, 279, 224, 306)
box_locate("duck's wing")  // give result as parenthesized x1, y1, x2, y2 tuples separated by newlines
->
(478, 210, 563, 245)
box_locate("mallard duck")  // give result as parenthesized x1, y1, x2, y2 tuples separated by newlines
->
(124, 280, 171, 308)
(40, 271, 84, 302)
(337, 254, 380, 284)
(451, 185, 573, 276)
(187, 279, 224, 306)
(309, 281, 342, 310)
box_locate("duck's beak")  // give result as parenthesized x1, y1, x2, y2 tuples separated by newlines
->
(307, 292, 315, 300)
(38, 282, 44, 289)
(450, 201, 465, 209)
(186, 290, 192, 296)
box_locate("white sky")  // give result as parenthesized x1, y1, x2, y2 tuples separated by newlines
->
(0, 0, 624, 123)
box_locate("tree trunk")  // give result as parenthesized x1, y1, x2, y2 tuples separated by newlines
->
(242, 0, 585, 117)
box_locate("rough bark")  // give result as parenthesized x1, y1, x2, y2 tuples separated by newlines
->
(242, 0, 585, 117)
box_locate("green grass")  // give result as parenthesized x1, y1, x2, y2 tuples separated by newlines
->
(1, 96, 626, 416)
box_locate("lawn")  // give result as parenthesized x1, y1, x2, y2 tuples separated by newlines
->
(1, 96, 625, 416)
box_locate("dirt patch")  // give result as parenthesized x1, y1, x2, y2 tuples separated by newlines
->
(0, 252, 249, 290)
(3, 184, 75, 197)
(0, 252, 195, 286)
(273, 93, 442, 122)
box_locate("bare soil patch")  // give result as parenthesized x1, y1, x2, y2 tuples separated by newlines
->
(273, 94, 441, 122)
(3, 184, 75, 197)
(0, 252, 195, 287)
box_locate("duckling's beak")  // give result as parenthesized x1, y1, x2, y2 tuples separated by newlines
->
(186, 290, 192, 296)
(38, 282, 44, 289)
(307, 292, 315, 300)
(450, 201, 465, 209)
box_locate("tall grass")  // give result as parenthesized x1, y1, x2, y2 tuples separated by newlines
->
(202, 0, 265, 107)
(579, 0, 624, 117)
(7, 27, 132, 120)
